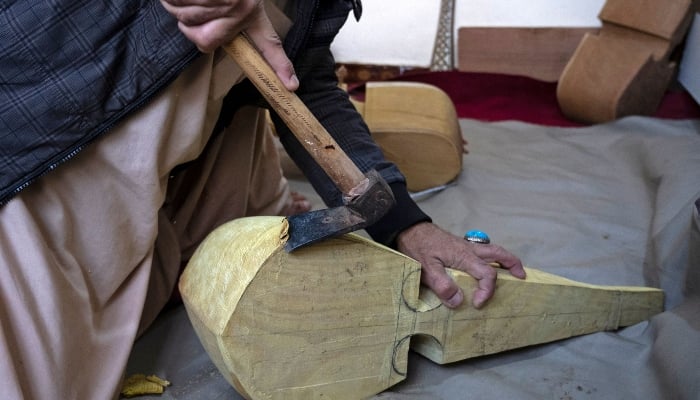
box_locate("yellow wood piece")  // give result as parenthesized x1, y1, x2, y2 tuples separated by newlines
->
(411, 267, 663, 364)
(180, 216, 419, 399)
(357, 82, 463, 192)
(179, 216, 664, 400)
(120, 374, 170, 398)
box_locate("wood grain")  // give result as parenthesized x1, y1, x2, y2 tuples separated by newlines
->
(557, 0, 694, 123)
(357, 82, 463, 192)
(179, 216, 664, 399)
(457, 27, 598, 82)
(224, 35, 366, 195)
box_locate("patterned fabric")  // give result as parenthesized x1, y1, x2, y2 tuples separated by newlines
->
(0, 0, 198, 205)
(1, 0, 429, 246)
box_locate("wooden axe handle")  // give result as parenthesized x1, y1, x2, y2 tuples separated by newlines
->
(223, 35, 366, 195)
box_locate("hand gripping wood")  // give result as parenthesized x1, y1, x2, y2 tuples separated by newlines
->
(224, 35, 395, 251)
(223, 35, 366, 196)
(179, 216, 664, 400)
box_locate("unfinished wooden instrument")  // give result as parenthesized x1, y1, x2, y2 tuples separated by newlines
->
(179, 216, 663, 400)
(557, 0, 695, 123)
(351, 82, 463, 192)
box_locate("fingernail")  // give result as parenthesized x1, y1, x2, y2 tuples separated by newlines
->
(472, 292, 488, 309)
(445, 289, 464, 308)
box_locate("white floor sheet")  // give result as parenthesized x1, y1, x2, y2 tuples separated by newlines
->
(127, 116, 700, 400)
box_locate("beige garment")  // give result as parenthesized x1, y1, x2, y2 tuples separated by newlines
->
(0, 44, 292, 399)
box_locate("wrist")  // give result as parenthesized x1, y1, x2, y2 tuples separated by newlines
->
(365, 182, 431, 248)
(396, 221, 433, 253)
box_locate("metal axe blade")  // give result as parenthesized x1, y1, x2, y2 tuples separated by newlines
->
(285, 170, 395, 252)
(225, 35, 395, 251)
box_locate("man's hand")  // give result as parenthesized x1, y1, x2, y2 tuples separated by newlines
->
(160, 0, 299, 90)
(396, 222, 526, 309)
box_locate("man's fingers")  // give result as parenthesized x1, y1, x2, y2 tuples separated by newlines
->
(458, 242, 526, 307)
(164, 0, 234, 6)
(168, 5, 235, 26)
(396, 222, 525, 310)
(423, 258, 498, 309)
(159, 0, 297, 82)
(450, 257, 498, 308)
(472, 243, 526, 279)
(244, 5, 298, 90)
(498, 258, 526, 279)
(160, 0, 246, 26)
(177, 19, 238, 53)
(421, 264, 464, 309)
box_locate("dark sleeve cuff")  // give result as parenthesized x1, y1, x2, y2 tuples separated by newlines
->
(365, 182, 432, 248)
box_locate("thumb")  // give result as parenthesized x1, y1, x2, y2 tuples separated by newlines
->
(244, 5, 299, 91)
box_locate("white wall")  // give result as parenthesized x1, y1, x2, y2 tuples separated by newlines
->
(331, 0, 440, 68)
(331, 0, 606, 67)
(455, 0, 605, 27)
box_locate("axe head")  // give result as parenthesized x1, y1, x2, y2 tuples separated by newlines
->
(284, 170, 395, 252)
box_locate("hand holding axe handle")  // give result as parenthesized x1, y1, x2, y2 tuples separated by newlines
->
(223, 34, 395, 251)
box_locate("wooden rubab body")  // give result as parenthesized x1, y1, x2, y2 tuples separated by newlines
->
(179, 217, 663, 400)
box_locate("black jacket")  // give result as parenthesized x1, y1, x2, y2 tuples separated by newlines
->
(0, 0, 198, 205)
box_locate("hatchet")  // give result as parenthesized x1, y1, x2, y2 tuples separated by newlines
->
(223, 34, 395, 252)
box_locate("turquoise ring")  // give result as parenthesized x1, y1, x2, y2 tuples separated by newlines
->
(464, 230, 491, 244)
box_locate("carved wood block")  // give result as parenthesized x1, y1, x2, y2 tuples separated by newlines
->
(557, 0, 694, 123)
(356, 82, 463, 192)
(179, 216, 663, 399)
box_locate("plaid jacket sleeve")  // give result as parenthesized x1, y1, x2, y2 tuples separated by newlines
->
(0, 0, 197, 206)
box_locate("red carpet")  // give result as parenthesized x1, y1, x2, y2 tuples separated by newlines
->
(350, 71, 700, 127)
